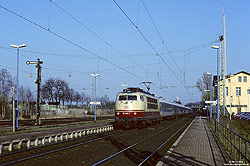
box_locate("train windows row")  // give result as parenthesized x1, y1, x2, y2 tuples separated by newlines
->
(147, 97, 158, 104)
(118, 95, 138, 101)
(148, 103, 158, 109)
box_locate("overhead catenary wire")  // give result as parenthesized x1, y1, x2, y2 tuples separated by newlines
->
(140, 0, 182, 75)
(112, 0, 192, 100)
(50, 0, 170, 93)
(0, 39, 216, 76)
(0, 5, 146, 81)
(0, 39, 216, 60)
(0, 63, 105, 94)
(0, 4, 178, 98)
(0, 47, 123, 92)
(0, 38, 215, 95)
(0, 4, 217, 101)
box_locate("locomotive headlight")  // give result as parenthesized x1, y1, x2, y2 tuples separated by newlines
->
(134, 112, 137, 115)
(117, 112, 120, 115)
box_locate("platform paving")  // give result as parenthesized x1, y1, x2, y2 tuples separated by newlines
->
(157, 117, 229, 166)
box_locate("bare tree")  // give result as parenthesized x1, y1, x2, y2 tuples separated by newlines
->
(56, 79, 69, 105)
(24, 87, 35, 118)
(74, 92, 81, 106)
(99, 95, 110, 106)
(196, 72, 212, 109)
(196, 72, 211, 92)
(0, 69, 14, 119)
(66, 88, 74, 106)
(41, 77, 55, 102)
(80, 92, 86, 106)
(85, 95, 91, 107)
(0, 69, 14, 96)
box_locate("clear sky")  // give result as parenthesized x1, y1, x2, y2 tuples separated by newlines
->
(0, 0, 249, 104)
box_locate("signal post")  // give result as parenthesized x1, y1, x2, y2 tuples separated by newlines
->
(26, 58, 43, 125)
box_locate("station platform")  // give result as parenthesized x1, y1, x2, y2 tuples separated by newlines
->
(157, 116, 229, 166)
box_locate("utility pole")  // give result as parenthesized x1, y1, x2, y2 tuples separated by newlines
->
(0, 80, 2, 118)
(91, 77, 94, 114)
(91, 73, 100, 122)
(26, 58, 43, 125)
(12, 87, 16, 132)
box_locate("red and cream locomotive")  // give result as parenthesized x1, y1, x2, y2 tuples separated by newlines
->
(114, 87, 161, 128)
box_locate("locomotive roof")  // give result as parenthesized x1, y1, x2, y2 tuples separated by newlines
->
(121, 87, 155, 97)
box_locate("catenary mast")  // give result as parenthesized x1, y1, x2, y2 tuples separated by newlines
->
(220, 9, 226, 115)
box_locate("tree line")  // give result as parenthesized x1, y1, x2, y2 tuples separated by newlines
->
(0, 68, 114, 119)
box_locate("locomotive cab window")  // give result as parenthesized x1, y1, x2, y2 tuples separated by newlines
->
(128, 95, 137, 100)
(140, 95, 144, 101)
(118, 95, 127, 100)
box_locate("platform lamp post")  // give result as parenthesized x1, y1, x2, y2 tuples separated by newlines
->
(91, 73, 100, 122)
(207, 72, 212, 120)
(211, 45, 220, 125)
(10, 44, 26, 131)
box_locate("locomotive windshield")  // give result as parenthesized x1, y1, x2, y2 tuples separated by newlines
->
(118, 95, 127, 100)
(118, 95, 137, 101)
(128, 95, 137, 100)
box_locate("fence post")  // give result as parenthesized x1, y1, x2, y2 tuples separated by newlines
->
(244, 141, 247, 163)
(223, 126, 227, 148)
(234, 134, 236, 161)
(230, 131, 232, 155)
(215, 119, 217, 133)
(226, 124, 229, 150)
(239, 136, 241, 160)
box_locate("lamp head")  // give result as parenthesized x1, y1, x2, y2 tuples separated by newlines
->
(10, 44, 26, 48)
(211, 46, 219, 49)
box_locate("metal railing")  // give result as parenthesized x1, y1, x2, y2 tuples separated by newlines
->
(209, 118, 249, 163)
(0, 125, 113, 154)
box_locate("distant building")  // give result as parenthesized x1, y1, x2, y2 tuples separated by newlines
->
(213, 71, 250, 115)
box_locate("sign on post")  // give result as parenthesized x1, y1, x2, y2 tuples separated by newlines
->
(90, 102, 101, 105)
(205, 101, 217, 105)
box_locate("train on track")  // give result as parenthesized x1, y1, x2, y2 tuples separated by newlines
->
(114, 87, 192, 129)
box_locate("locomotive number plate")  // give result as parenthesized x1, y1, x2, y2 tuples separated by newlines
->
(123, 112, 129, 114)
(124, 105, 129, 109)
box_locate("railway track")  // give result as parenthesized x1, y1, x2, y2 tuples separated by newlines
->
(0, 115, 194, 166)
(0, 116, 114, 126)
(0, 129, 121, 166)
(93, 117, 193, 166)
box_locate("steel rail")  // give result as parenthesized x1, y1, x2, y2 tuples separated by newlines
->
(92, 119, 187, 166)
(138, 120, 191, 165)
(0, 131, 120, 166)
